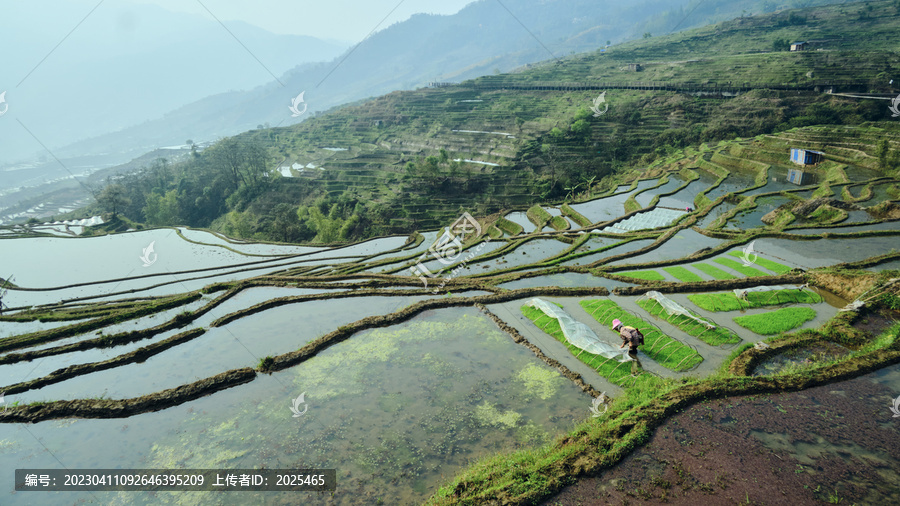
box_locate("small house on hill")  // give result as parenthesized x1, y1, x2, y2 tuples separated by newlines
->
(626, 63, 643, 71)
(787, 168, 815, 186)
(790, 41, 808, 51)
(790, 148, 824, 165)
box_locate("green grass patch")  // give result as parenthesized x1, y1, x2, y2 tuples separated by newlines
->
(618, 270, 665, 281)
(771, 210, 796, 228)
(486, 225, 504, 239)
(725, 251, 792, 274)
(520, 305, 639, 386)
(806, 204, 847, 224)
(494, 217, 523, 236)
(549, 215, 570, 231)
(688, 289, 823, 312)
(636, 298, 741, 346)
(713, 257, 770, 277)
(526, 205, 552, 228)
(733, 307, 817, 335)
(580, 299, 703, 371)
(623, 195, 642, 214)
(560, 204, 592, 227)
(812, 183, 834, 198)
(692, 262, 737, 280)
(662, 266, 704, 283)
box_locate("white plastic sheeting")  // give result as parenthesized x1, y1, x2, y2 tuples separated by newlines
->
(643, 291, 715, 329)
(732, 284, 808, 300)
(54, 215, 104, 227)
(526, 298, 631, 362)
(839, 300, 865, 312)
(601, 208, 684, 233)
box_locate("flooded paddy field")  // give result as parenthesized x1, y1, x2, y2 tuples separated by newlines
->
(634, 177, 684, 208)
(0, 308, 591, 505)
(696, 200, 739, 228)
(656, 176, 712, 209)
(6, 294, 437, 404)
(605, 230, 722, 266)
(568, 179, 659, 223)
(559, 238, 657, 267)
(2, 171, 899, 505)
(753, 236, 900, 269)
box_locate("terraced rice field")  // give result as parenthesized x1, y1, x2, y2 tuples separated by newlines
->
(1, 160, 897, 505)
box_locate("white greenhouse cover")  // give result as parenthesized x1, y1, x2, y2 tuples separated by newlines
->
(644, 291, 715, 329)
(601, 208, 684, 233)
(526, 298, 631, 362)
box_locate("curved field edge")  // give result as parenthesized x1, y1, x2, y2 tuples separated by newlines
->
(635, 297, 740, 346)
(423, 296, 900, 505)
(519, 305, 646, 386)
(578, 299, 704, 371)
(687, 288, 822, 312)
(0, 286, 612, 423)
(732, 306, 817, 335)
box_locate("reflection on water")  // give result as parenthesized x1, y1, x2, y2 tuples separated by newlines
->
(702, 172, 755, 201)
(457, 239, 572, 273)
(727, 196, 793, 229)
(0, 308, 591, 505)
(503, 211, 534, 233)
(754, 236, 900, 269)
(606, 230, 721, 266)
(751, 341, 850, 376)
(696, 201, 738, 228)
(746, 364, 900, 505)
(636, 178, 682, 207)
(657, 177, 713, 209)
(787, 220, 900, 235)
(559, 238, 655, 267)
(568, 179, 659, 222)
(10, 295, 429, 403)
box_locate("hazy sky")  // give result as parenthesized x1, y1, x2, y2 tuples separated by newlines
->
(131, 0, 476, 41)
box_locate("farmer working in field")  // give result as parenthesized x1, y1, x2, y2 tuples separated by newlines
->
(612, 319, 644, 375)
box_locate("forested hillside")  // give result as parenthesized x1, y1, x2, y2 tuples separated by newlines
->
(90, 0, 900, 243)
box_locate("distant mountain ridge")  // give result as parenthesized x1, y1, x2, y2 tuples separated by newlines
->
(0, 1, 348, 166)
(41, 0, 848, 165)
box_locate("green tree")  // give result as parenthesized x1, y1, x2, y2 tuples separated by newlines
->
(298, 203, 345, 243)
(573, 107, 593, 122)
(876, 139, 900, 172)
(143, 189, 180, 226)
(97, 183, 130, 217)
(207, 138, 270, 190)
(571, 119, 591, 137)
(222, 210, 256, 238)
